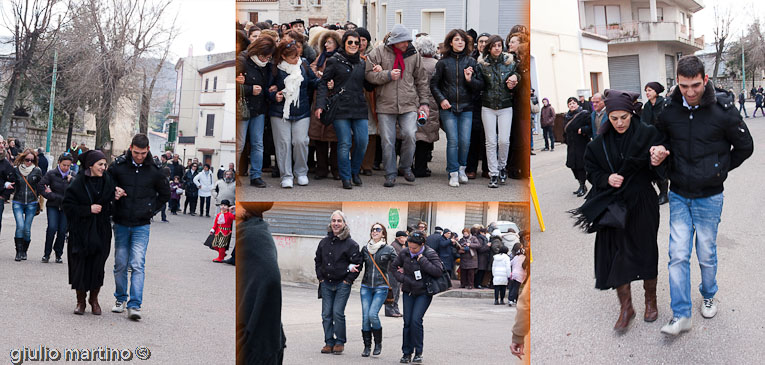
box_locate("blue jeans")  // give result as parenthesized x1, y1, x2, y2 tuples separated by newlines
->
(321, 281, 352, 346)
(113, 224, 151, 309)
(333, 118, 369, 181)
(440, 110, 472, 173)
(44, 207, 68, 257)
(401, 292, 433, 355)
(12, 201, 38, 241)
(248, 114, 266, 178)
(360, 286, 388, 331)
(667, 191, 723, 318)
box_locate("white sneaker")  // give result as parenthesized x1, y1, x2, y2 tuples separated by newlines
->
(297, 175, 309, 186)
(449, 172, 460, 187)
(458, 166, 469, 183)
(280, 178, 293, 188)
(112, 301, 126, 313)
(127, 307, 142, 321)
(701, 298, 718, 318)
(660, 317, 692, 336)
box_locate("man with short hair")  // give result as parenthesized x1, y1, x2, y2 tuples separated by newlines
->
(109, 133, 171, 321)
(365, 24, 431, 188)
(589, 93, 606, 136)
(170, 154, 184, 181)
(651, 55, 753, 336)
(578, 95, 592, 112)
(288, 19, 316, 64)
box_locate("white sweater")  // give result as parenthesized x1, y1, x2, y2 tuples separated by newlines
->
(193, 170, 214, 197)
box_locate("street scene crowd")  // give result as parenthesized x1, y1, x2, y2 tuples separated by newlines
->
(236, 18, 531, 190)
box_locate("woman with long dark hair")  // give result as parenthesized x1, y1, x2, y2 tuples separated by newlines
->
(570, 89, 663, 331)
(63, 150, 116, 315)
(315, 30, 370, 189)
(11, 148, 42, 261)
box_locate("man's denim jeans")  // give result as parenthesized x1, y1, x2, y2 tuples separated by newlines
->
(113, 224, 151, 309)
(668, 191, 723, 318)
(321, 281, 352, 346)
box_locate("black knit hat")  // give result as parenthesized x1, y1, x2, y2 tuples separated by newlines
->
(645, 81, 665, 94)
(355, 27, 371, 43)
(604, 89, 641, 114)
(567, 96, 578, 105)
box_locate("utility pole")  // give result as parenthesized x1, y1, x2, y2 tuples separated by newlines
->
(742, 30, 746, 94)
(46, 50, 58, 155)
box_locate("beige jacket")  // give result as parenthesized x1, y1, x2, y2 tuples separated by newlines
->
(364, 43, 430, 115)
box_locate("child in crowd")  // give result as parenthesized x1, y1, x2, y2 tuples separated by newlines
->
(169, 176, 183, 215)
(491, 245, 512, 305)
(507, 243, 527, 306)
(210, 199, 235, 262)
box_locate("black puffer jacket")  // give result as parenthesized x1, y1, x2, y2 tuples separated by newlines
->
(183, 169, 199, 196)
(315, 51, 370, 120)
(0, 158, 16, 201)
(38, 167, 74, 208)
(563, 108, 592, 170)
(391, 245, 444, 296)
(314, 226, 362, 284)
(12, 166, 42, 204)
(108, 151, 171, 227)
(359, 243, 398, 288)
(237, 50, 273, 116)
(476, 52, 520, 110)
(656, 83, 754, 199)
(430, 51, 484, 113)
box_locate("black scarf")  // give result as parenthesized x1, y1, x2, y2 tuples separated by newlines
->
(569, 116, 660, 232)
(338, 49, 360, 64)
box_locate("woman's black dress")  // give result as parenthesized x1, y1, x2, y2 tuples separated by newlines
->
(577, 118, 663, 289)
(62, 173, 116, 291)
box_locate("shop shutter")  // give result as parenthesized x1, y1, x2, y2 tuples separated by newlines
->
(608, 55, 641, 94)
(263, 202, 342, 236)
(464, 202, 486, 227)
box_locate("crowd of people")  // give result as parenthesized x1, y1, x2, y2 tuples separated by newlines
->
(3, 133, 237, 319)
(236, 19, 531, 189)
(567, 55, 754, 335)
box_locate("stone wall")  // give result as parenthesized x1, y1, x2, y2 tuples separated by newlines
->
(278, 0, 348, 25)
(8, 116, 95, 160)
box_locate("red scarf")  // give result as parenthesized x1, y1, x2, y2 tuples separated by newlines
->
(392, 46, 406, 73)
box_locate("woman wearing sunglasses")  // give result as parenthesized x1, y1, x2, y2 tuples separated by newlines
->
(315, 31, 371, 189)
(350, 222, 397, 357)
(11, 149, 43, 261)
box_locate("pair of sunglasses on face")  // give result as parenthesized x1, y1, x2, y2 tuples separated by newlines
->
(371, 227, 383, 232)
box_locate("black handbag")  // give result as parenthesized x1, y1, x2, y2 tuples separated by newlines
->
(237, 84, 250, 121)
(319, 62, 353, 126)
(597, 139, 628, 229)
(425, 269, 452, 296)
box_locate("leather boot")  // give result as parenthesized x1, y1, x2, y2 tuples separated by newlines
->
(21, 239, 30, 260)
(614, 283, 635, 331)
(89, 287, 102, 315)
(576, 182, 588, 197)
(74, 290, 87, 315)
(372, 328, 382, 356)
(643, 279, 658, 322)
(14, 238, 23, 261)
(361, 330, 372, 357)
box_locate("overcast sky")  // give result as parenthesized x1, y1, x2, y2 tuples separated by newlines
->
(692, 0, 764, 43)
(0, 0, 233, 61)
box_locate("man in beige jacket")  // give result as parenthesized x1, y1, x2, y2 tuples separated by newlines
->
(365, 24, 431, 187)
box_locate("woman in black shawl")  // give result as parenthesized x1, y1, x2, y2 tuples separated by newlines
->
(62, 150, 116, 315)
(563, 96, 592, 197)
(571, 89, 664, 331)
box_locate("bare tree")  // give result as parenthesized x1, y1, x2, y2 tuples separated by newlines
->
(0, 0, 67, 137)
(711, 1, 736, 84)
(137, 16, 177, 134)
(77, 0, 175, 157)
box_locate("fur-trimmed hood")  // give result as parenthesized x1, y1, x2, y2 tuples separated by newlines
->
(477, 51, 514, 67)
(327, 224, 351, 241)
(316, 30, 342, 53)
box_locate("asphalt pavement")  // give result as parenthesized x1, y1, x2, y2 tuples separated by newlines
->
(529, 113, 765, 363)
(279, 283, 525, 364)
(0, 208, 235, 364)
(239, 130, 529, 202)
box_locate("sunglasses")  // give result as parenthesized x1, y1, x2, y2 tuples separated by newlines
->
(24, 158, 34, 162)
(346, 40, 360, 45)
(371, 227, 383, 232)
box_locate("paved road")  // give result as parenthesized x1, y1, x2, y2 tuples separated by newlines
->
(0, 209, 235, 364)
(239, 130, 529, 202)
(279, 283, 525, 364)
(529, 114, 765, 363)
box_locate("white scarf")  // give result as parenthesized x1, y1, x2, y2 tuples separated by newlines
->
(367, 238, 386, 255)
(19, 163, 34, 177)
(277, 59, 304, 120)
(251, 55, 268, 68)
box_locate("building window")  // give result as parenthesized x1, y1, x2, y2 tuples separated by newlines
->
(395, 10, 402, 25)
(593, 5, 621, 27)
(590, 72, 602, 94)
(637, 7, 664, 22)
(249, 12, 258, 23)
(204, 78, 209, 92)
(213, 76, 218, 92)
(310, 0, 321, 6)
(290, 0, 302, 6)
(206, 114, 215, 136)
(421, 10, 446, 45)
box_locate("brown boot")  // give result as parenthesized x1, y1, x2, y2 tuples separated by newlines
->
(332, 344, 344, 354)
(320, 345, 333, 354)
(89, 288, 102, 315)
(614, 283, 635, 331)
(643, 279, 658, 322)
(74, 290, 87, 315)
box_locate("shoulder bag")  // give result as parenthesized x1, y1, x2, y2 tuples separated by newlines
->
(420, 251, 452, 296)
(237, 84, 250, 122)
(320, 61, 354, 126)
(368, 249, 395, 305)
(596, 139, 627, 229)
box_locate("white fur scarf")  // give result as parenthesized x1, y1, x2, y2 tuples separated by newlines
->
(277, 59, 304, 120)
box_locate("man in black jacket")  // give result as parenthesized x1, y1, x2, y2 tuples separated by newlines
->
(314, 210, 361, 355)
(651, 56, 754, 336)
(108, 134, 171, 321)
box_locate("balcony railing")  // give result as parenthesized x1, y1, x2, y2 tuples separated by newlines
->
(584, 21, 704, 49)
